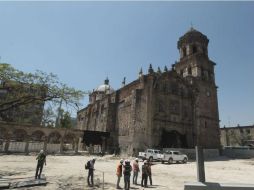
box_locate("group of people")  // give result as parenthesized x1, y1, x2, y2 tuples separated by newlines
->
(116, 158, 152, 189)
(33, 150, 153, 189)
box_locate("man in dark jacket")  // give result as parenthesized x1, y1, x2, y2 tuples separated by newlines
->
(141, 160, 148, 187)
(123, 160, 132, 190)
(87, 158, 96, 187)
(35, 150, 46, 179)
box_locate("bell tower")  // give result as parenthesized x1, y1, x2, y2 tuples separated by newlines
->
(175, 27, 220, 148)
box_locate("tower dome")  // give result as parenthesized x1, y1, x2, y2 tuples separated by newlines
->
(95, 77, 114, 94)
(177, 27, 209, 60)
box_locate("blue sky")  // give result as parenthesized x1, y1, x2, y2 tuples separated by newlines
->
(0, 2, 253, 127)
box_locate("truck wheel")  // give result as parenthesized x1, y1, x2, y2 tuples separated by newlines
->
(161, 160, 164, 164)
(168, 158, 173, 164)
(182, 157, 187, 164)
(149, 156, 153, 162)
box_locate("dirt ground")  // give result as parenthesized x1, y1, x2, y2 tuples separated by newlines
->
(0, 154, 254, 190)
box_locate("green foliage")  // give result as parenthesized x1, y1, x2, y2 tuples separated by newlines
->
(0, 64, 86, 117)
(60, 111, 72, 128)
(41, 107, 56, 127)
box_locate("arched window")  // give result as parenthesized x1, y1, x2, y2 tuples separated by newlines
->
(183, 47, 187, 57)
(188, 67, 192, 75)
(201, 67, 204, 77)
(180, 69, 183, 77)
(193, 45, 197, 54)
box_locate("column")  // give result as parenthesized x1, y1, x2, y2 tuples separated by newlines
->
(4, 138, 10, 153)
(43, 137, 48, 153)
(101, 137, 106, 154)
(74, 138, 79, 154)
(60, 137, 64, 154)
(196, 146, 206, 182)
(24, 138, 30, 155)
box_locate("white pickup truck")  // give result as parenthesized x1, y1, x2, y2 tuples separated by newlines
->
(138, 149, 163, 161)
(161, 150, 188, 164)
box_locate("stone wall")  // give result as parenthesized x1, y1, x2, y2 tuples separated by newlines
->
(222, 147, 254, 159)
(0, 121, 83, 154)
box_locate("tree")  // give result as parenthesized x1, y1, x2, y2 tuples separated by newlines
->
(60, 111, 72, 128)
(0, 63, 86, 120)
(41, 106, 56, 127)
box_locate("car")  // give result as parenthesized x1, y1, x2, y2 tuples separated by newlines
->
(161, 151, 188, 164)
(138, 149, 163, 161)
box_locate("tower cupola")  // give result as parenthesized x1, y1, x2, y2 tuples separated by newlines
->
(177, 27, 209, 60)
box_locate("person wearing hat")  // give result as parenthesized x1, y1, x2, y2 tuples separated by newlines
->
(123, 160, 132, 190)
(141, 160, 148, 187)
(132, 158, 140, 185)
(116, 159, 124, 189)
(35, 149, 46, 179)
(86, 158, 96, 187)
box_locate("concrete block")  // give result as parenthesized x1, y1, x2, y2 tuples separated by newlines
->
(184, 182, 254, 190)
(0, 182, 10, 189)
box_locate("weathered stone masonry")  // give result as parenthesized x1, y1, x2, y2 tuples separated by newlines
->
(78, 28, 221, 155)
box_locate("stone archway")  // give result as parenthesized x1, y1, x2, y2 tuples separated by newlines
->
(159, 129, 187, 148)
(31, 130, 45, 142)
(47, 131, 62, 153)
(0, 127, 8, 151)
(8, 129, 28, 152)
(63, 133, 76, 152)
(48, 131, 61, 144)
(11, 129, 28, 141)
(29, 130, 46, 152)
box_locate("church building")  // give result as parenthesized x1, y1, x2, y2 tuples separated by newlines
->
(77, 28, 220, 155)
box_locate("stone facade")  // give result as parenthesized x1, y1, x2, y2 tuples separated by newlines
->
(220, 125, 254, 147)
(77, 28, 221, 155)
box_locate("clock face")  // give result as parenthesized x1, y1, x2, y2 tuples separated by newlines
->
(206, 91, 211, 97)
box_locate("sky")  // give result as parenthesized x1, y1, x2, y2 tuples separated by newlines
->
(0, 1, 253, 127)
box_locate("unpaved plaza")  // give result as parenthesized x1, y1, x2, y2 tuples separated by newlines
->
(0, 155, 254, 190)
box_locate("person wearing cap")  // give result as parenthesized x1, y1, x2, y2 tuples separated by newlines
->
(35, 149, 46, 179)
(116, 159, 124, 189)
(132, 158, 140, 185)
(123, 160, 132, 190)
(141, 160, 148, 187)
(87, 158, 96, 187)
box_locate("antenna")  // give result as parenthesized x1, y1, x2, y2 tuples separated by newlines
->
(190, 22, 194, 30)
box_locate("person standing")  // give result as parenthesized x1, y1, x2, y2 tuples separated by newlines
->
(132, 158, 140, 185)
(116, 159, 124, 189)
(123, 160, 132, 190)
(147, 160, 152, 185)
(141, 160, 148, 187)
(35, 149, 46, 179)
(86, 158, 96, 187)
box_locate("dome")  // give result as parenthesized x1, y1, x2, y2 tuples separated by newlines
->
(94, 77, 114, 94)
(95, 84, 114, 94)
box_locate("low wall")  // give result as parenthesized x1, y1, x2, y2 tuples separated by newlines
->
(28, 142, 44, 152)
(222, 148, 254, 159)
(163, 148, 220, 159)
